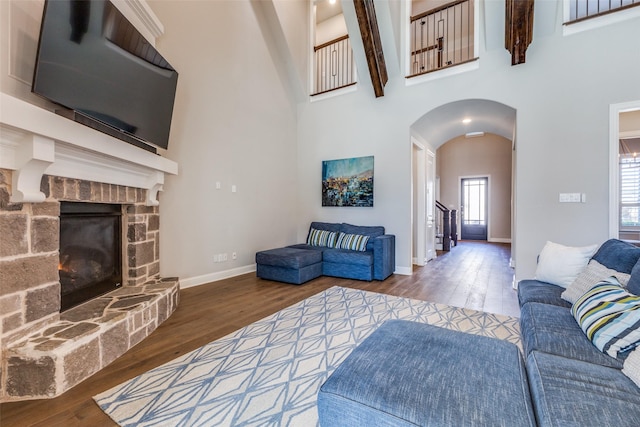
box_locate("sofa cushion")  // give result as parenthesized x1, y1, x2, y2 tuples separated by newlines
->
(318, 320, 536, 427)
(335, 232, 370, 251)
(322, 262, 373, 281)
(256, 263, 321, 285)
(308, 221, 342, 233)
(629, 259, 640, 295)
(592, 238, 640, 274)
(571, 277, 640, 358)
(526, 351, 640, 427)
(286, 243, 329, 252)
(323, 248, 373, 266)
(255, 247, 322, 269)
(592, 238, 640, 295)
(561, 259, 631, 304)
(520, 302, 623, 369)
(517, 280, 570, 308)
(340, 223, 385, 238)
(623, 347, 640, 388)
(534, 241, 597, 288)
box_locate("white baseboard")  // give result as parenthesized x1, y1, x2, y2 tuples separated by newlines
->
(488, 238, 512, 244)
(394, 266, 413, 276)
(180, 265, 257, 289)
(180, 263, 414, 288)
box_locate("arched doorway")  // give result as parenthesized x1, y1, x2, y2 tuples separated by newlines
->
(410, 99, 517, 264)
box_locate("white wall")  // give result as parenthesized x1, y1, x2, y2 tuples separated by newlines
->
(148, 0, 299, 285)
(315, 13, 348, 45)
(273, 0, 309, 89)
(1, 1, 55, 111)
(297, 1, 640, 279)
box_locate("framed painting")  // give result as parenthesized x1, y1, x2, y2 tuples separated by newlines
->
(322, 156, 374, 207)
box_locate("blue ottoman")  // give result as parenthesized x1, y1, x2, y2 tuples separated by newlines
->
(255, 247, 322, 285)
(318, 320, 536, 427)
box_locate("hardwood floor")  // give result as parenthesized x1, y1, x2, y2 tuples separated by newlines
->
(1, 241, 518, 426)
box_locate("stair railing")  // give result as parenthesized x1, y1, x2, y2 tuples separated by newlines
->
(436, 201, 457, 251)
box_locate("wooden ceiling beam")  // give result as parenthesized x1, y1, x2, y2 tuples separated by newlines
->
(354, 0, 388, 97)
(505, 0, 535, 66)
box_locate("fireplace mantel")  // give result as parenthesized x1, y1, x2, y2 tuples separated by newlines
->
(0, 93, 178, 206)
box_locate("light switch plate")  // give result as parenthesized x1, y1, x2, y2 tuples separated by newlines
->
(559, 193, 581, 203)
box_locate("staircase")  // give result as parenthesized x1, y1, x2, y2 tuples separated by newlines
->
(436, 201, 457, 251)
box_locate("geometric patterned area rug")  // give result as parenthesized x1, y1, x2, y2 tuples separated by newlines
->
(94, 286, 520, 426)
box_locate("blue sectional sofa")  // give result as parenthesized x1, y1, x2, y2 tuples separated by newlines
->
(256, 222, 395, 284)
(515, 238, 640, 426)
(318, 239, 640, 426)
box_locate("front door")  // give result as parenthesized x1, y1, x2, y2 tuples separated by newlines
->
(460, 177, 488, 240)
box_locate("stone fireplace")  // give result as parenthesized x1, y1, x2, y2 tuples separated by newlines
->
(0, 170, 180, 402)
(0, 94, 180, 402)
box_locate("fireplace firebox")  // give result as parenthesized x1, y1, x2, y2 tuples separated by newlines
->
(59, 202, 122, 311)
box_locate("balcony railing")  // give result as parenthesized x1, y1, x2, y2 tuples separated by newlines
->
(409, 0, 475, 77)
(566, 0, 639, 24)
(312, 35, 356, 96)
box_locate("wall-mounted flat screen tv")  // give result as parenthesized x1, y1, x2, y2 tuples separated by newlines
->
(32, 0, 179, 153)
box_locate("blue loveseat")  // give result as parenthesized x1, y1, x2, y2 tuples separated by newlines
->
(256, 222, 395, 284)
(318, 239, 640, 426)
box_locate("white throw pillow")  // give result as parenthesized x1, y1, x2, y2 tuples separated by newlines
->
(561, 259, 631, 304)
(535, 241, 598, 288)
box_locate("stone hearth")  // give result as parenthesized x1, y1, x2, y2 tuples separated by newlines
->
(5, 278, 178, 399)
(0, 170, 180, 402)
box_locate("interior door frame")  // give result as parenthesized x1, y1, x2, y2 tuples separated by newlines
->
(425, 148, 436, 261)
(412, 138, 426, 266)
(459, 174, 491, 241)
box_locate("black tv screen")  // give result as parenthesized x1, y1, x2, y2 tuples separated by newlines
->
(32, 0, 178, 152)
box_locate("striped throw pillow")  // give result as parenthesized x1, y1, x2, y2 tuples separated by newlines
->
(571, 276, 640, 358)
(307, 228, 338, 247)
(335, 232, 370, 252)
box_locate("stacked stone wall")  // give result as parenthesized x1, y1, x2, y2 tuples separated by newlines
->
(0, 170, 60, 350)
(126, 205, 161, 286)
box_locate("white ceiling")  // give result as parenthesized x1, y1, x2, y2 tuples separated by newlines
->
(316, 0, 343, 24)
(411, 99, 517, 148)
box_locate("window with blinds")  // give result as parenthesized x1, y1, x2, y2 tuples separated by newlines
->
(620, 155, 640, 228)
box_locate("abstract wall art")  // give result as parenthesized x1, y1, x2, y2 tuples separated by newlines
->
(322, 156, 374, 207)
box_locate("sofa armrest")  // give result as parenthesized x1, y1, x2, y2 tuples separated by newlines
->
(372, 234, 395, 280)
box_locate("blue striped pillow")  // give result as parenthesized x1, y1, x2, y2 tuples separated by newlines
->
(571, 276, 640, 358)
(335, 232, 370, 252)
(307, 228, 338, 247)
